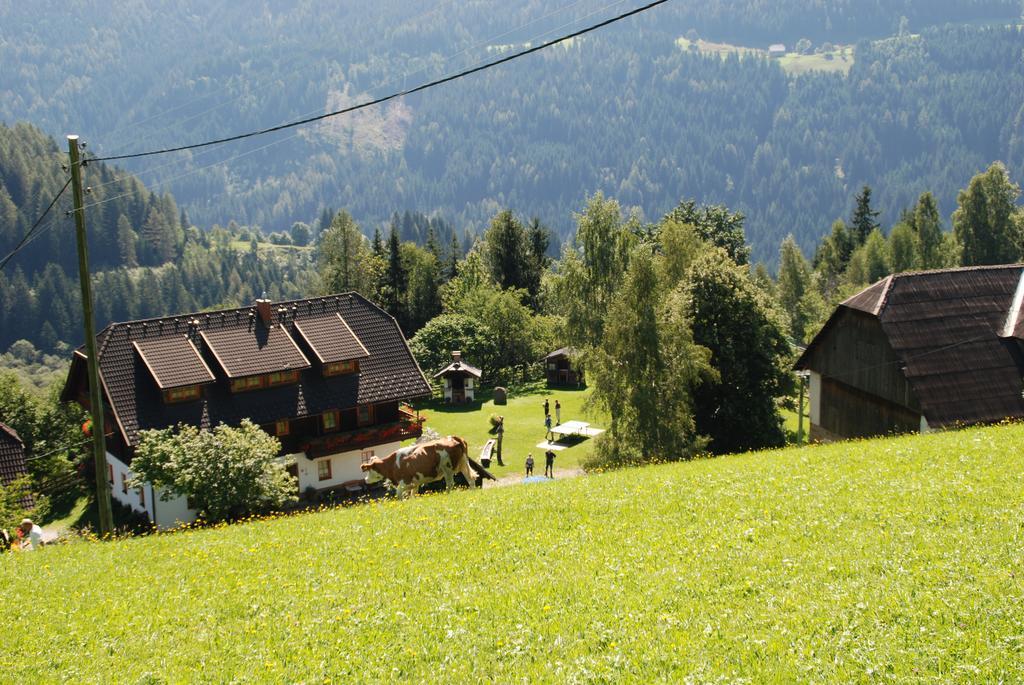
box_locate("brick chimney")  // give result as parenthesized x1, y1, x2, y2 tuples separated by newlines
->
(256, 297, 272, 325)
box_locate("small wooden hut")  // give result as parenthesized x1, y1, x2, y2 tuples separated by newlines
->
(545, 347, 583, 387)
(433, 351, 482, 403)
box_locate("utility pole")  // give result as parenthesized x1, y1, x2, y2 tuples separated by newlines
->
(68, 134, 114, 536)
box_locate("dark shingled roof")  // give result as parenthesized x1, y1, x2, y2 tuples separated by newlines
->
(798, 265, 1024, 428)
(65, 293, 432, 447)
(134, 337, 216, 389)
(294, 313, 370, 364)
(201, 324, 311, 378)
(0, 422, 34, 509)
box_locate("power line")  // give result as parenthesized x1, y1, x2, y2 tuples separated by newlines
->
(82, 0, 619, 201)
(0, 176, 73, 272)
(90, 0, 670, 164)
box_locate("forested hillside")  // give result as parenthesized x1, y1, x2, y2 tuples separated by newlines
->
(1, 1, 1021, 260)
(0, 124, 317, 353)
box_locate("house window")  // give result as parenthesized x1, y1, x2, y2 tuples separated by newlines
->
(322, 411, 339, 432)
(275, 420, 290, 436)
(186, 496, 197, 510)
(164, 385, 201, 403)
(138, 487, 145, 507)
(317, 459, 332, 481)
(324, 360, 358, 377)
(230, 375, 266, 393)
(268, 370, 299, 386)
(121, 472, 128, 495)
(107, 463, 114, 485)
(360, 449, 375, 464)
(357, 404, 374, 426)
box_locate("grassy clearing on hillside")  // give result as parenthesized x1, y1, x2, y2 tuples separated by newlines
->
(4, 424, 1024, 682)
(675, 37, 854, 75)
(414, 385, 605, 475)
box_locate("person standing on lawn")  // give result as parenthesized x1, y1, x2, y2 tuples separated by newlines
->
(543, 398, 550, 418)
(545, 449, 556, 478)
(525, 453, 534, 476)
(554, 400, 561, 425)
(544, 413, 553, 441)
(496, 417, 505, 466)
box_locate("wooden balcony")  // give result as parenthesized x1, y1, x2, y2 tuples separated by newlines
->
(301, 405, 424, 458)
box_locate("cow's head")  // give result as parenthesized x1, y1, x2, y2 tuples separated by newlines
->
(361, 458, 384, 485)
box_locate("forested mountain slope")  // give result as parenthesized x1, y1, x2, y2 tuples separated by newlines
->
(1, 1, 1021, 260)
(0, 124, 316, 353)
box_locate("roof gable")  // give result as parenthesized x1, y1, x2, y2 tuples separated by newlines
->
(294, 313, 370, 364)
(134, 337, 216, 389)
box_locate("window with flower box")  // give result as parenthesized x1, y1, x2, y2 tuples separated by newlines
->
(357, 404, 374, 427)
(230, 375, 266, 392)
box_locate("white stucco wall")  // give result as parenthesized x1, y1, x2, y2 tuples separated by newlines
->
(106, 452, 196, 529)
(808, 371, 822, 425)
(296, 441, 402, 493)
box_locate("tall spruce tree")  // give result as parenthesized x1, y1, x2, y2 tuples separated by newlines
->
(912, 191, 944, 268)
(851, 185, 881, 245)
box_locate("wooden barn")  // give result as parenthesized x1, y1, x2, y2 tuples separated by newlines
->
(545, 347, 583, 387)
(433, 351, 481, 403)
(795, 265, 1024, 441)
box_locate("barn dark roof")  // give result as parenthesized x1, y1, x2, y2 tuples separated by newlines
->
(0, 422, 34, 508)
(62, 293, 431, 447)
(797, 265, 1024, 428)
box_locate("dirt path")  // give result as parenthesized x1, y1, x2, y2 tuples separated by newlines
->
(486, 467, 585, 488)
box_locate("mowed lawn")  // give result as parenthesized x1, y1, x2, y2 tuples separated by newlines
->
(413, 385, 605, 476)
(3, 424, 1024, 682)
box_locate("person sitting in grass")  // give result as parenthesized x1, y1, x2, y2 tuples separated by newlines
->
(525, 453, 534, 476)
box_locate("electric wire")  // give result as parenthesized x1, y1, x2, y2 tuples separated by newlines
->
(0, 176, 73, 272)
(82, 0, 620, 196)
(78, 0, 636, 212)
(89, 0, 670, 163)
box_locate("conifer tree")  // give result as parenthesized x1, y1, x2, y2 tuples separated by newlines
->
(851, 185, 881, 245)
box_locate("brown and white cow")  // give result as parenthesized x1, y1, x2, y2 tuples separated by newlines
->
(360, 435, 474, 498)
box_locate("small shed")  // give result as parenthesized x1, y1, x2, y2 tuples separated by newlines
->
(433, 351, 482, 403)
(769, 44, 786, 58)
(0, 422, 35, 509)
(545, 347, 583, 387)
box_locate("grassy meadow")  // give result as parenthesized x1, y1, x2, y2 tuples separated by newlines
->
(676, 37, 854, 76)
(413, 384, 605, 476)
(3, 423, 1024, 682)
